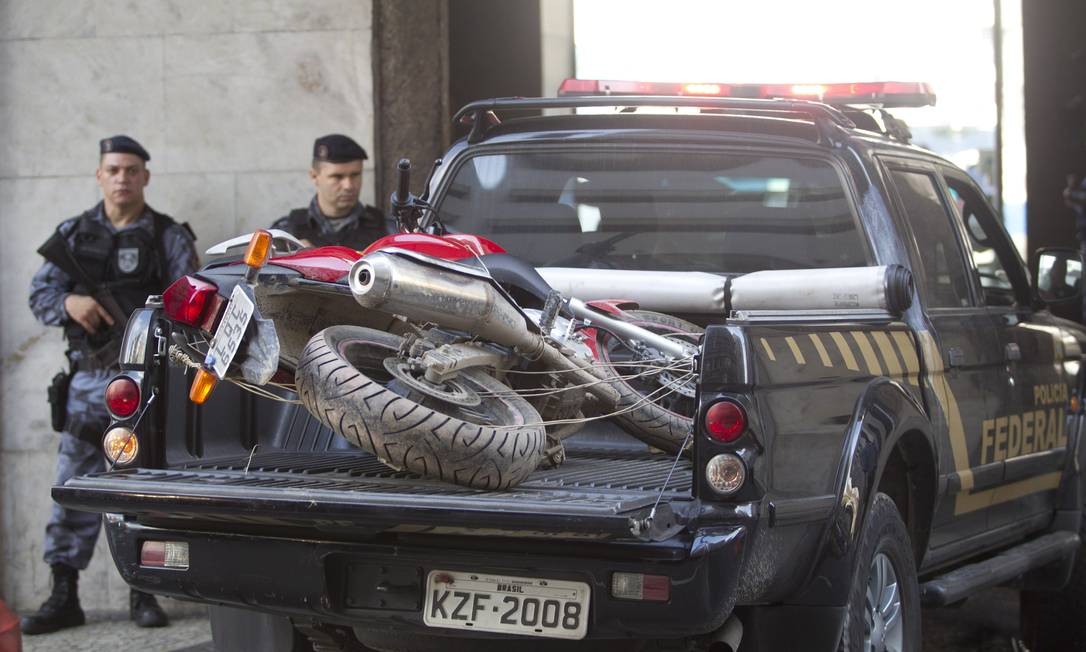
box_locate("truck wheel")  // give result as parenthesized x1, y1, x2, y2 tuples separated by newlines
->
(1020, 535, 1086, 649)
(595, 310, 701, 453)
(840, 492, 921, 652)
(296, 326, 546, 489)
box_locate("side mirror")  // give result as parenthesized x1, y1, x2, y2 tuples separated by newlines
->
(1032, 247, 1083, 305)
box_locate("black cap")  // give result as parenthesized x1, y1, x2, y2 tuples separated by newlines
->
(313, 134, 367, 163)
(100, 135, 150, 162)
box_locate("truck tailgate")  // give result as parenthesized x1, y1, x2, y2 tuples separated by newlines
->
(55, 449, 694, 540)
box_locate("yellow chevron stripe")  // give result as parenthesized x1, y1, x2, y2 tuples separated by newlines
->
(760, 337, 776, 362)
(784, 336, 806, 365)
(829, 331, 860, 371)
(808, 333, 833, 367)
(850, 331, 883, 375)
(891, 331, 920, 385)
(872, 331, 903, 379)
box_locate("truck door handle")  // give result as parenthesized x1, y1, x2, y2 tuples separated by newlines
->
(1004, 343, 1021, 362)
(946, 346, 965, 368)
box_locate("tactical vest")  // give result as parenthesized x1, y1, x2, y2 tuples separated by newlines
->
(286, 206, 389, 248)
(63, 209, 177, 352)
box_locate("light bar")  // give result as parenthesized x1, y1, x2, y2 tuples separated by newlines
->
(558, 79, 936, 108)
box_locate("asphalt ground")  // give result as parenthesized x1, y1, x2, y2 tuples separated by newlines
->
(17, 587, 1026, 652)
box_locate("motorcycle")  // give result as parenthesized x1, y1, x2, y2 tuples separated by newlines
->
(171, 161, 703, 490)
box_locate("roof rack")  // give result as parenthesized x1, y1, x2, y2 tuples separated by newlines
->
(452, 96, 855, 146)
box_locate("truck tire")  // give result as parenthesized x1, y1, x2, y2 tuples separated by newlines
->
(1020, 534, 1086, 649)
(840, 492, 921, 652)
(296, 326, 546, 489)
(595, 310, 701, 453)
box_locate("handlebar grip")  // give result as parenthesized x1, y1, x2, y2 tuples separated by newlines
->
(396, 158, 411, 204)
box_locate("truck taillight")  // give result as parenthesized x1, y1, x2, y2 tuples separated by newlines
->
(705, 454, 746, 496)
(162, 276, 220, 329)
(105, 376, 140, 418)
(103, 427, 139, 465)
(704, 400, 746, 443)
(140, 541, 189, 570)
(611, 573, 670, 602)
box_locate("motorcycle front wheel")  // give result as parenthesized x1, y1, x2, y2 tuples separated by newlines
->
(296, 326, 546, 489)
(595, 310, 702, 453)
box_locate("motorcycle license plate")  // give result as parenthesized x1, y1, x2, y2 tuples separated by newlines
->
(207, 285, 255, 379)
(423, 570, 589, 640)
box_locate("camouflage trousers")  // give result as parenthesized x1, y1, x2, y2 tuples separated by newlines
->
(43, 370, 111, 570)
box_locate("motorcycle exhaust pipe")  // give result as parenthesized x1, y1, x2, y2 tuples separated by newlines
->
(349, 252, 620, 405)
(350, 252, 543, 354)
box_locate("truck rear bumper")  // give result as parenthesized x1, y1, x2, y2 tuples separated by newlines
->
(104, 516, 746, 641)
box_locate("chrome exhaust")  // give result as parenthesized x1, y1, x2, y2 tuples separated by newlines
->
(348, 252, 620, 405)
(350, 252, 542, 354)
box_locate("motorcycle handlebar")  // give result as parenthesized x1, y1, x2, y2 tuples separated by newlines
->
(395, 158, 411, 206)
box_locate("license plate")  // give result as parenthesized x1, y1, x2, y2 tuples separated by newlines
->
(423, 570, 590, 640)
(207, 285, 255, 379)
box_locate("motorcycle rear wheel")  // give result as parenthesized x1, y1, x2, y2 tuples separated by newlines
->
(296, 326, 546, 489)
(595, 310, 702, 453)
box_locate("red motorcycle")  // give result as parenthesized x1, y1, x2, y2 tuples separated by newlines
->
(163, 163, 701, 489)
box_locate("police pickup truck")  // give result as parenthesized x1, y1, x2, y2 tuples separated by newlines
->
(55, 81, 1086, 651)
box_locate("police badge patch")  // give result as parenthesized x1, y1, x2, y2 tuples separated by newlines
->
(117, 247, 140, 274)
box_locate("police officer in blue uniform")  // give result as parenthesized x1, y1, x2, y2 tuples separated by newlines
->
(271, 134, 389, 248)
(22, 136, 199, 635)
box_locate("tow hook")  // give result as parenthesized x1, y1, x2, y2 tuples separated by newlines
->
(628, 503, 684, 541)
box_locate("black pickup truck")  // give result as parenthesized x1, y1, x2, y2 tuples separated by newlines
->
(56, 83, 1086, 652)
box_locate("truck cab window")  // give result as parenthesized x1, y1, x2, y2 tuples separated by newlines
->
(888, 168, 973, 308)
(943, 175, 1027, 308)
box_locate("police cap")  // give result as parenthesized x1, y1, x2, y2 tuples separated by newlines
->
(313, 134, 367, 163)
(100, 135, 150, 162)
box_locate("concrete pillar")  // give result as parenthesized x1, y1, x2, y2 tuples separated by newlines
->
(0, 0, 377, 613)
(540, 0, 575, 99)
(1023, 1, 1086, 252)
(372, 0, 451, 209)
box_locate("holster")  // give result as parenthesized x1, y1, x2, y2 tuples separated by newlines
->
(47, 370, 71, 433)
(66, 413, 110, 445)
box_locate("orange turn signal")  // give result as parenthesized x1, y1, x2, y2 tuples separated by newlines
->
(244, 230, 273, 269)
(189, 366, 218, 404)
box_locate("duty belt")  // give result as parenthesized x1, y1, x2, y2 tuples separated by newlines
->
(70, 340, 122, 373)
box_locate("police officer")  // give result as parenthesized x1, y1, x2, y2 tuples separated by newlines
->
(1065, 170, 1086, 323)
(23, 136, 199, 635)
(271, 134, 388, 248)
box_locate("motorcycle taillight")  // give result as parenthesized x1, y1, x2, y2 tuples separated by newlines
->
(162, 276, 222, 331)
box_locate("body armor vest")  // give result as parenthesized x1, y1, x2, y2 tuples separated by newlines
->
(64, 209, 174, 352)
(286, 206, 389, 249)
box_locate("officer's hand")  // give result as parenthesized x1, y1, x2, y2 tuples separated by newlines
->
(64, 294, 115, 333)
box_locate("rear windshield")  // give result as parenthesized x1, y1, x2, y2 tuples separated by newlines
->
(436, 149, 869, 274)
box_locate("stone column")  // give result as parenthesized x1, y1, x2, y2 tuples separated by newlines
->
(372, 0, 451, 211)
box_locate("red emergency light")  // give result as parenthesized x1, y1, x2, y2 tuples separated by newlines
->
(558, 79, 936, 108)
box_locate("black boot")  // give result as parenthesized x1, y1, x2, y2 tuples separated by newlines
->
(129, 589, 168, 628)
(20, 563, 85, 635)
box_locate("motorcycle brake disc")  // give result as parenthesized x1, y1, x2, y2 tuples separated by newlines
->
(382, 357, 483, 407)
